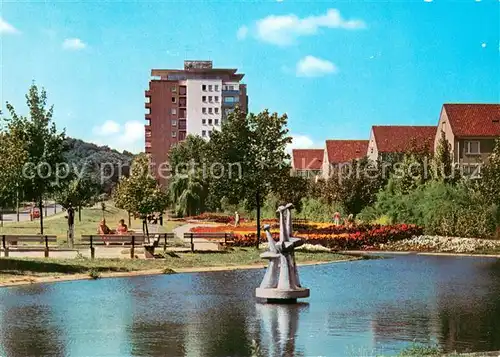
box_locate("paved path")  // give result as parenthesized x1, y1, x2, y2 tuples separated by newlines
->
(173, 222, 221, 251)
(1, 203, 62, 223)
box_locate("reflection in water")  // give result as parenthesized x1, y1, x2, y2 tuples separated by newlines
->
(437, 259, 500, 353)
(0, 256, 499, 357)
(256, 303, 307, 357)
(0, 285, 66, 357)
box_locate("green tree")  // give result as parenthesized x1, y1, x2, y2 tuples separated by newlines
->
(166, 135, 211, 215)
(433, 131, 454, 182)
(209, 108, 292, 247)
(56, 174, 100, 221)
(480, 138, 500, 224)
(168, 170, 207, 216)
(331, 157, 383, 216)
(113, 154, 168, 235)
(0, 126, 27, 211)
(167, 135, 208, 175)
(4, 84, 67, 234)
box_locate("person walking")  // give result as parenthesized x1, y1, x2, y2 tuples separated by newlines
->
(333, 211, 341, 226)
(67, 205, 75, 248)
(234, 211, 240, 227)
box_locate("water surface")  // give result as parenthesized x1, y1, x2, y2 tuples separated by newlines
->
(0, 255, 499, 356)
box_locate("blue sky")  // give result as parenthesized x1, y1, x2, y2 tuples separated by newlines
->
(1, 0, 498, 153)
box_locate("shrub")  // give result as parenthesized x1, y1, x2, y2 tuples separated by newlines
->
(294, 197, 343, 222)
(88, 268, 101, 280)
(362, 180, 498, 239)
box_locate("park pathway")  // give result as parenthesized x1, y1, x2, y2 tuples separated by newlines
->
(173, 222, 221, 251)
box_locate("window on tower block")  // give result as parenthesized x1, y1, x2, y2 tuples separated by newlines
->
(202, 107, 207, 114)
(202, 96, 207, 102)
(171, 97, 176, 103)
(208, 108, 213, 114)
(215, 107, 219, 114)
(208, 85, 212, 91)
(215, 96, 219, 102)
(202, 84, 206, 91)
(215, 119, 219, 126)
(208, 119, 213, 125)
(172, 119, 177, 126)
(202, 119, 206, 125)
(171, 86, 177, 92)
(214, 85, 219, 91)
(171, 108, 177, 115)
(172, 131, 177, 138)
(202, 130, 206, 137)
(208, 130, 212, 137)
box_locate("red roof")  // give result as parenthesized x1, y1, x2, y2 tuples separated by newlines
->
(292, 149, 324, 170)
(325, 140, 368, 164)
(443, 104, 500, 137)
(372, 126, 436, 153)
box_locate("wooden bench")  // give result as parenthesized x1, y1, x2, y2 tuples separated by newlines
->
(81, 234, 146, 259)
(1, 235, 58, 258)
(183, 232, 235, 252)
(81, 233, 176, 259)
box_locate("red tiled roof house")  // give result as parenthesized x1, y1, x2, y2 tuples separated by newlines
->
(322, 140, 369, 179)
(367, 125, 436, 162)
(435, 104, 500, 174)
(291, 149, 324, 178)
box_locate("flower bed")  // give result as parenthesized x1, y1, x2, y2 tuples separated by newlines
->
(190, 223, 423, 250)
(383, 235, 500, 253)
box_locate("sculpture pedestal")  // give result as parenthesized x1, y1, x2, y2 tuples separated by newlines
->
(255, 287, 310, 304)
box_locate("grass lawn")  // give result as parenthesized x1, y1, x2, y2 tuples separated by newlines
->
(0, 204, 182, 244)
(0, 249, 356, 283)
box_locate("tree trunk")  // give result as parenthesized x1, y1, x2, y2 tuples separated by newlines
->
(142, 218, 150, 243)
(16, 189, 20, 222)
(78, 206, 82, 221)
(44, 201, 48, 217)
(0, 207, 3, 228)
(54, 203, 57, 214)
(128, 211, 131, 227)
(256, 190, 261, 249)
(39, 200, 44, 235)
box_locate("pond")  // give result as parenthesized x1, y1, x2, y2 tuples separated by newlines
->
(0, 255, 499, 356)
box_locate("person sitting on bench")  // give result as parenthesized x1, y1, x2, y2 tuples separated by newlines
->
(116, 219, 128, 234)
(98, 219, 114, 235)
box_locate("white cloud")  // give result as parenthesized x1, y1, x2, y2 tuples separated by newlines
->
(62, 38, 87, 50)
(254, 9, 366, 46)
(481, 42, 487, 48)
(286, 134, 317, 154)
(236, 26, 248, 40)
(0, 17, 19, 34)
(296, 56, 337, 77)
(92, 120, 144, 153)
(93, 120, 121, 136)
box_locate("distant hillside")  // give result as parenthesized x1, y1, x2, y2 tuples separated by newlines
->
(64, 138, 135, 194)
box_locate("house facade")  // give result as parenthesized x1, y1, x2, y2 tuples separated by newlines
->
(434, 104, 500, 174)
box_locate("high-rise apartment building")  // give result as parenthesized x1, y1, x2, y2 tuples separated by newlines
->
(145, 60, 248, 176)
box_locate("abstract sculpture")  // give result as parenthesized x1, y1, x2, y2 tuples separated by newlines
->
(256, 203, 310, 303)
